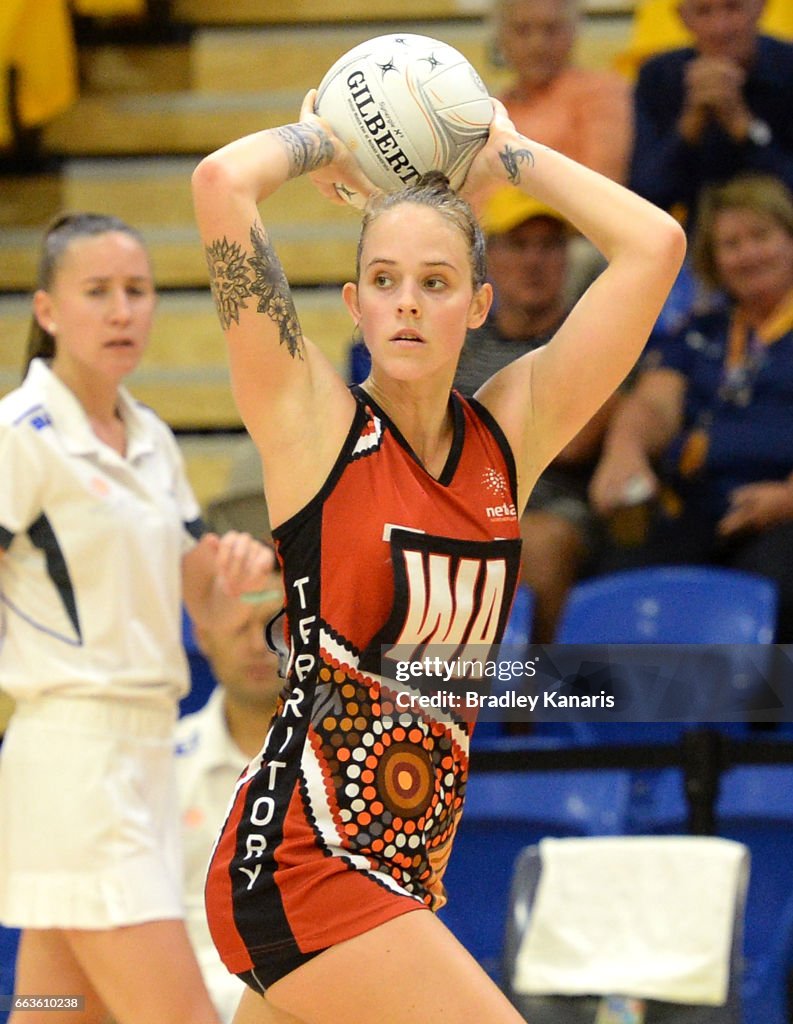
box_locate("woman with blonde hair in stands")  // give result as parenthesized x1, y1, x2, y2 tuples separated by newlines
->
(591, 174, 793, 642)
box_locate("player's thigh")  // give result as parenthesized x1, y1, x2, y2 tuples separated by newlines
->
(9, 929, 108, 1024)
(265, 909, 526, 1024)
(234, 988, 309, 1024)
(65, 918, 220, 1024)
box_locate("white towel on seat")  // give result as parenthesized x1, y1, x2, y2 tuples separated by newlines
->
(513, 835, 748, 1005)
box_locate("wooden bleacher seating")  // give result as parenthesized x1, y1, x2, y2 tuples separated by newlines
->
(0, 287, 355, 423)
(177, 433, 249, 511)
(170, 0, 635, 25)
(0, 159, 361, 290)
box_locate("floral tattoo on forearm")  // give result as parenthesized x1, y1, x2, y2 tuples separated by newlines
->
(205, 224, 303, 359)
(275, 123, 334, 179)
(205, 236, 252, 330)
(248, 222, 303, 359)
(498, 143, 535, 185)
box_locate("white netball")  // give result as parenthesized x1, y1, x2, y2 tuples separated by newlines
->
(315, 33, 493, 207)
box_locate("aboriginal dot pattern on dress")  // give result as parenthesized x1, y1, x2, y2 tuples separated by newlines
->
(314, 661, 467, 907)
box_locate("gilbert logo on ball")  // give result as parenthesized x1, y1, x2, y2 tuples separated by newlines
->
(315, 33, 493, 207)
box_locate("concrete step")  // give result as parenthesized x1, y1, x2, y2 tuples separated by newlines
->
(0, 287, 355, 429)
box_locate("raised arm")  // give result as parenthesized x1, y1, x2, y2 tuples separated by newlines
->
(191, 97, 374, 525)
(464, 102, 687, 513)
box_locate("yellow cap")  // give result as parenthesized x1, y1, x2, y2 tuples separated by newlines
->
(480, 186, 566, 236)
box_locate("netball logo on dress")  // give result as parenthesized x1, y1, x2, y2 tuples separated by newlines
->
(482, 467, 517, 521)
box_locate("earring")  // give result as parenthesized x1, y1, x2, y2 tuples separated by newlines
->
(49, 323, 57, 334)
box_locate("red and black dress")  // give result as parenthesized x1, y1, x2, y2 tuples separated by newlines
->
(205, 386, 522, 991)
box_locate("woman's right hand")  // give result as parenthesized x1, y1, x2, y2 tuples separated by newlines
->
(298, 89, 378, 206)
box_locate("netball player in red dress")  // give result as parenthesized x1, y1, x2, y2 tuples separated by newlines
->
(191, 94, 686, 1024)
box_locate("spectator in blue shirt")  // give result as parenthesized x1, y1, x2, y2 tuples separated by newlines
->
(630, 0, 793, 225)
(590, 174, 793, 641)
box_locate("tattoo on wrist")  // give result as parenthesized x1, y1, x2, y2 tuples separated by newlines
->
(498, 143, 535, 184)
(205, 237, 253, 330)
(249, 222, 304, 359)
(275, 123, 334, 178)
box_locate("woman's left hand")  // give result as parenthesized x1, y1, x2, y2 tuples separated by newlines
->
(718, 481, 793, 537)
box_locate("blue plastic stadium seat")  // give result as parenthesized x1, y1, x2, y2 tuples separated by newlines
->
(552, 567, 778, 744)
(0, 925, 20, 1023)
(471, 583, 534, 746)
(716, 765, 793, 1024)
(501, 838, 747, 1023)
(555, 566, 777, 645)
